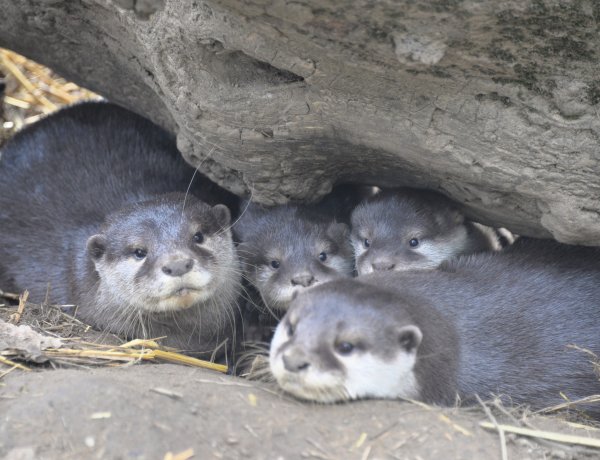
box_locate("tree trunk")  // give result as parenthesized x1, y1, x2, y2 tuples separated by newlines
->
(1, 0, 598, 244)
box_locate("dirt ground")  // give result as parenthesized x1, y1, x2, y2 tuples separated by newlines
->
(2, 361, 600, 460)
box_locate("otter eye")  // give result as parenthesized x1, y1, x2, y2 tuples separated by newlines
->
(409, 238, 419, 248)
(270, 260, 280, 269)
(363, 239, 371, 248)
(287, 322, 294, 336)
(318, 252, 327, 262)
(133, 248, 147, 260)
(193, 232, 204, 244)
(335, 341, 354, 355)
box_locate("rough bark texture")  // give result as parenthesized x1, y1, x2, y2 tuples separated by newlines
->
(0, 0, 598, 244)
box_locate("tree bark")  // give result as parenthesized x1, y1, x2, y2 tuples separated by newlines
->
(1, 0, 598, 244)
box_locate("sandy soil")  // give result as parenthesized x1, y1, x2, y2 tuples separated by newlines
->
(1, 363, 599, 460)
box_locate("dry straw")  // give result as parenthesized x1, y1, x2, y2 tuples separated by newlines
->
(0, 47, 100, 136)
(0, 290, 229, 374)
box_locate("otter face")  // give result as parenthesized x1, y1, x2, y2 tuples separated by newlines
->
(269, 286, 422, 403)
(235, 205, 354, 311)
(87, 196, 238, 314)
(350, 190, 467, 275)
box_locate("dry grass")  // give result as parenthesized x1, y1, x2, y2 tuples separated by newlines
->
(0, 290, 228, 374)
(0, 47, 100, 145)
(0, 288, 107, 342)
(479, 421, 600, 449)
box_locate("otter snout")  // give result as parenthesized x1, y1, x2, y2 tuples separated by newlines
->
(291, 273, 315, 287)
(162, 258, 194, 277)
(282, 349, 310, 372)
(371, 260, 396, 271)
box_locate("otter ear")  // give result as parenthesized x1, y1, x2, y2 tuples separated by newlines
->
(396, 325, 422, 353)
(212, 204, 231, 228)
(327, 222, 349, 242)
(87, 234, 107, 261)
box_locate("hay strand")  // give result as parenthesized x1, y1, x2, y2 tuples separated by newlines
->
(0, 50, 57, 111)
(479, 422, 600, 449)
(8, 289, 28, 324)
(0, 47, 101, 144)
(536, 395, 600, 415)
(163, 448, 194, 460)
(0, 356, 30, 371)
(152, 349, 228, 373)
(41, 344, 228, 373)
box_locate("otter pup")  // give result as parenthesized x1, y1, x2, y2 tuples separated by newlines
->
(350, 188, 507, 274)
(0, 102, 240, 357)
(234, 202, 354, 312)
(270, 238, 600, 412)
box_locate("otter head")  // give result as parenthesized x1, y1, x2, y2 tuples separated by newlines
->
(234, 204, 354, 312)
(86, 193, 239, 315)
(269, 280, 423, 403)
(351, 188, 469, 275)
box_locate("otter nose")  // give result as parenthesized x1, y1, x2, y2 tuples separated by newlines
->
(162, 258, 194, 277)
(282, 352, 310, 373)
(371, 261, 395, 271)
(291, 274, 315, 287)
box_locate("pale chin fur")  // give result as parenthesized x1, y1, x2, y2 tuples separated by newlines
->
(270, 327, 348, 402)
(269, 323, 420, 403)
(268, 319, 288, 367)
(415, 226, 469, 267)
(151, 270, 214, 312)
(357, 251, 441, 275)
(261, 286, 299, 311)
(272, 352, 420, 403)
(257, 255, 354, 311)
(97, 259, 217, 313)
(276, 370, 349, 403)
(268, 282, 329, 311)
(351, 239, 366, 263)
(343, 352, 419, 400)
(355, 227, 469, 275)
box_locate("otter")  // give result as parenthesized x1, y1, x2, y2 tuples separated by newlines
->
(270, 238, 600, 413)
(350, 188, 510, 274)
(0, 102, 240, 358)
(234, 201, 355, 313)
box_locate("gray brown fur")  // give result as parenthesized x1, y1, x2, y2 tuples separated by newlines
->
(0, 102, 240, 357)
(351, 188, 505, 274)
(279, 238, 600, 412)
(234, 201, 355, 312)
(277, 282, 458, 404)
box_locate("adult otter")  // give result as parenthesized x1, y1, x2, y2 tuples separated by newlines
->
(270, 238, 600, 413)
(350, 188, 510, 274)
(0, 102, 240, 358)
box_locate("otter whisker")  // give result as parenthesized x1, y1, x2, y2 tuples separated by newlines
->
(181, 146, 215, 220)
(216, 185, 255, 237)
